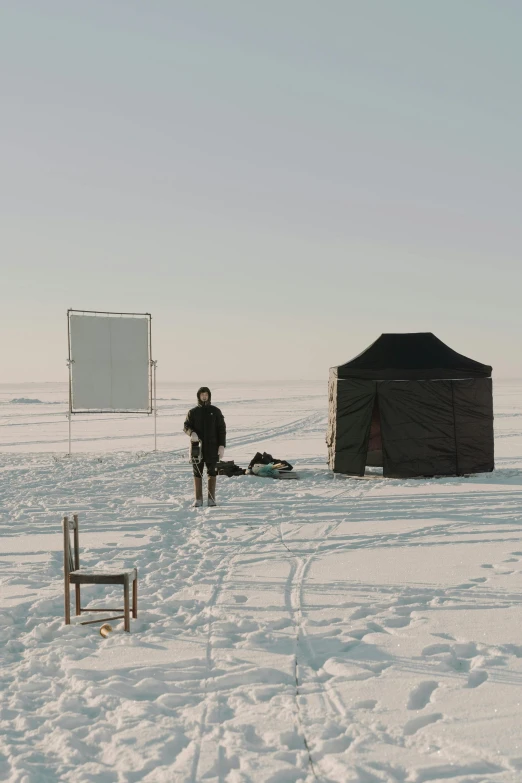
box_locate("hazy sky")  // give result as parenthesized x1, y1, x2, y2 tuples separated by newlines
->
(2, 1, 521, 381)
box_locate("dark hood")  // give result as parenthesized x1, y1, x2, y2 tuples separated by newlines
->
(197, 386, 212, 405)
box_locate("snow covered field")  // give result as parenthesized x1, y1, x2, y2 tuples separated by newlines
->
(2, 380, 522, 783)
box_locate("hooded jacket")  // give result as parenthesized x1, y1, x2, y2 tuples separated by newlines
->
(183, 387, 226, 462)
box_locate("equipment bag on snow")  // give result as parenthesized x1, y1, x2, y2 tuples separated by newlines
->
(217, 460, 246, 477)
(251, 463, 280, 479)
(248, 452, 293, 472)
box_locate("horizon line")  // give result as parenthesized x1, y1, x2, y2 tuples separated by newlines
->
(1, 377, 522, 386)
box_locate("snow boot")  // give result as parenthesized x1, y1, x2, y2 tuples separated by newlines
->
(193, 477, 203, 507)
(208, 476, 217, 507)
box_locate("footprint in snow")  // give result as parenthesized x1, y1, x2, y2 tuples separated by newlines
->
(422, 643, 452, 656)
(350, 607, 379, 620)
(404, 712, 443, 736)
(407, 681, 438, 710)
(466, 669, 488, 688)
(383, 616, 411, 628)
(353, 699, 377, 710)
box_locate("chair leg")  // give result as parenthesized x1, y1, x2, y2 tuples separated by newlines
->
(123, 577, 130, 632)
(75, 584, 81, 616)
(64, 579, 71, 625)
(132, 577, 138, 619)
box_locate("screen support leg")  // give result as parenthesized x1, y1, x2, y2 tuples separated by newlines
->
(66, 357, 73, 456)
(152, 360, 158, 452)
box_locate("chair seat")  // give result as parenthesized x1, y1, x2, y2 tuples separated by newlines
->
(69, 567, 137, 585)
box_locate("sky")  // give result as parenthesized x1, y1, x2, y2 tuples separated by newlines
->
(2, 1, 522, 382)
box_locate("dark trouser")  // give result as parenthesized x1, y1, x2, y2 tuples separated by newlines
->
(193, 460, 217, 478)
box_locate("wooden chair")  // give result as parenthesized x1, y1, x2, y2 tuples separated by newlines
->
(63, 514, 138, 632)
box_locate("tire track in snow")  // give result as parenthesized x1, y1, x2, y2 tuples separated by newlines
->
(272, 478, 378, 780)
(189, 495, 324, 779)
(0, 409, 326, 452)
(291, 554, 320, 781)
(277, 521, 339, 781)
(189, 516, 278, 782)
(226, 410, 326, 449)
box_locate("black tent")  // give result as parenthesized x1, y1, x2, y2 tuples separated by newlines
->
(327, 333, 494, 478)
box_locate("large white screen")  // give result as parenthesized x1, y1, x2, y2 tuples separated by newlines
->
(70, 315, 150, 412)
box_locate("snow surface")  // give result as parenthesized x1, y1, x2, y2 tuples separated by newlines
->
(1, 380, 522, 782)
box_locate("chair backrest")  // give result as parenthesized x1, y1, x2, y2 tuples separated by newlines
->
(62, 514, 80, 577)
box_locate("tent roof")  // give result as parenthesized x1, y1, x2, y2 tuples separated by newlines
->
(332, 333, 492, 380)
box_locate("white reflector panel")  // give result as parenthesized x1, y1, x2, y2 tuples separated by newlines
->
(70, 314, 150, 412)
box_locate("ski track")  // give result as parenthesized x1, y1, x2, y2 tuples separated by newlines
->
(2, 382, 522, 781)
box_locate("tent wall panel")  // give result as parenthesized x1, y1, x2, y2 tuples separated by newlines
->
(366, 399, 383, 467)
(452, 378, 494, 474)
(378, 381, 458, 478)
(329, 378, 376, 476)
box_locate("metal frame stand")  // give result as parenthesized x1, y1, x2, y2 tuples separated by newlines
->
(151, 360, 158, 451)
(66, 357, 73, 456)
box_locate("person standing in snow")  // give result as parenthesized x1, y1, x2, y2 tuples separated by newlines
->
(184, 387, 226, 507)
